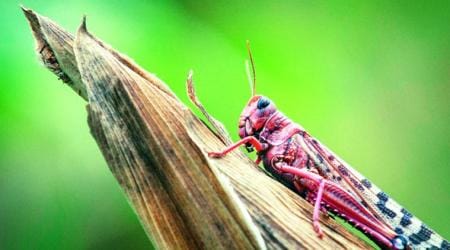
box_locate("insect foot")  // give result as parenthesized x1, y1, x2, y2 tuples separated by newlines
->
(208, 152, 224, 158)
(313, 221, 324, 238)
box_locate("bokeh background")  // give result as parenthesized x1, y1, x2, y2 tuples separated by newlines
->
(0, 0, 449, 249)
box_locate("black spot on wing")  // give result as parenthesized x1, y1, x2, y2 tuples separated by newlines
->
(377, 192, 389, 202)
(376, 203, 397, 218)
(338, 165, 349, 176)
(354, 182, 364, 191)
(400, 208, 413, 227)
(408, 224, 433, 246)
(361, 200, 369, 208)
(361, 179, 372, 188)
(316, 154, 324, 163)
(441, 240, 450, 250)
(395, 227, 404, 235)
(376, 192, 397, 218)
(349, 177, 365, 191)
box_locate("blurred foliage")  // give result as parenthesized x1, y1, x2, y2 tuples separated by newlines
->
(0, 0, 448, 249)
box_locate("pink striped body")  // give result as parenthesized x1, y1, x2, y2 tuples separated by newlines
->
(255, 110, 400, 248)
(225, 95, 449, 249)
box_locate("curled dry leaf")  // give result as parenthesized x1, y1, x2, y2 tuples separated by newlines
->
(23, 8, 371, 249)
(22, 6, 85, 99)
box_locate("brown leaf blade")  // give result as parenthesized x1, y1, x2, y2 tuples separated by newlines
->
(22, 7, 177, 102)
(74, 19, 264, 249)
(23, 8, 373, 250)
(21, 6, 86, 99)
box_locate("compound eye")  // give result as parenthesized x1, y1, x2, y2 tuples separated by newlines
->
(257, 97, 270, 109)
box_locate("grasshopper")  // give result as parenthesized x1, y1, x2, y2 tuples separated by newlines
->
(204, 42, 449, 249)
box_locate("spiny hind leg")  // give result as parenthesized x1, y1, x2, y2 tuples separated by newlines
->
(274, 162, 327, 237)
(313, 180, 326, 237)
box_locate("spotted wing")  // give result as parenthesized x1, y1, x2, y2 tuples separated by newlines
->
(296, 131, 449, 249)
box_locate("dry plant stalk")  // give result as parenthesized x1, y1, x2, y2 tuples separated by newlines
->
(23, 7, 371, 249)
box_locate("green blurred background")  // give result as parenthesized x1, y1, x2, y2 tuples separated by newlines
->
(0, 0, 448, 249)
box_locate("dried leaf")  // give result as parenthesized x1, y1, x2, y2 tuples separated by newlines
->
(75, 19, 264, 249)
(22, 7, 176, 101)
(23, 8, 372, 249)
(186, 71, 233, 146)
(22, 6, 85, 99)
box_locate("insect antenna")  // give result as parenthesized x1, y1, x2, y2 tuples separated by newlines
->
(246, 40, 256, 97)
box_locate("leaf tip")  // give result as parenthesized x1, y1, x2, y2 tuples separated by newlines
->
(20, 4, 30, 12)
(186, 69, 195, 97)
(75, 15, 92, 46)
(79, 15, 88, 33)
(20, 5, 35, 21)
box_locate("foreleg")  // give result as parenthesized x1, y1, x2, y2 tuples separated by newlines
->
(208, 136, 266, 158)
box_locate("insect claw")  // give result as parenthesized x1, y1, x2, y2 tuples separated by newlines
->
(313, 221, 324, 238)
